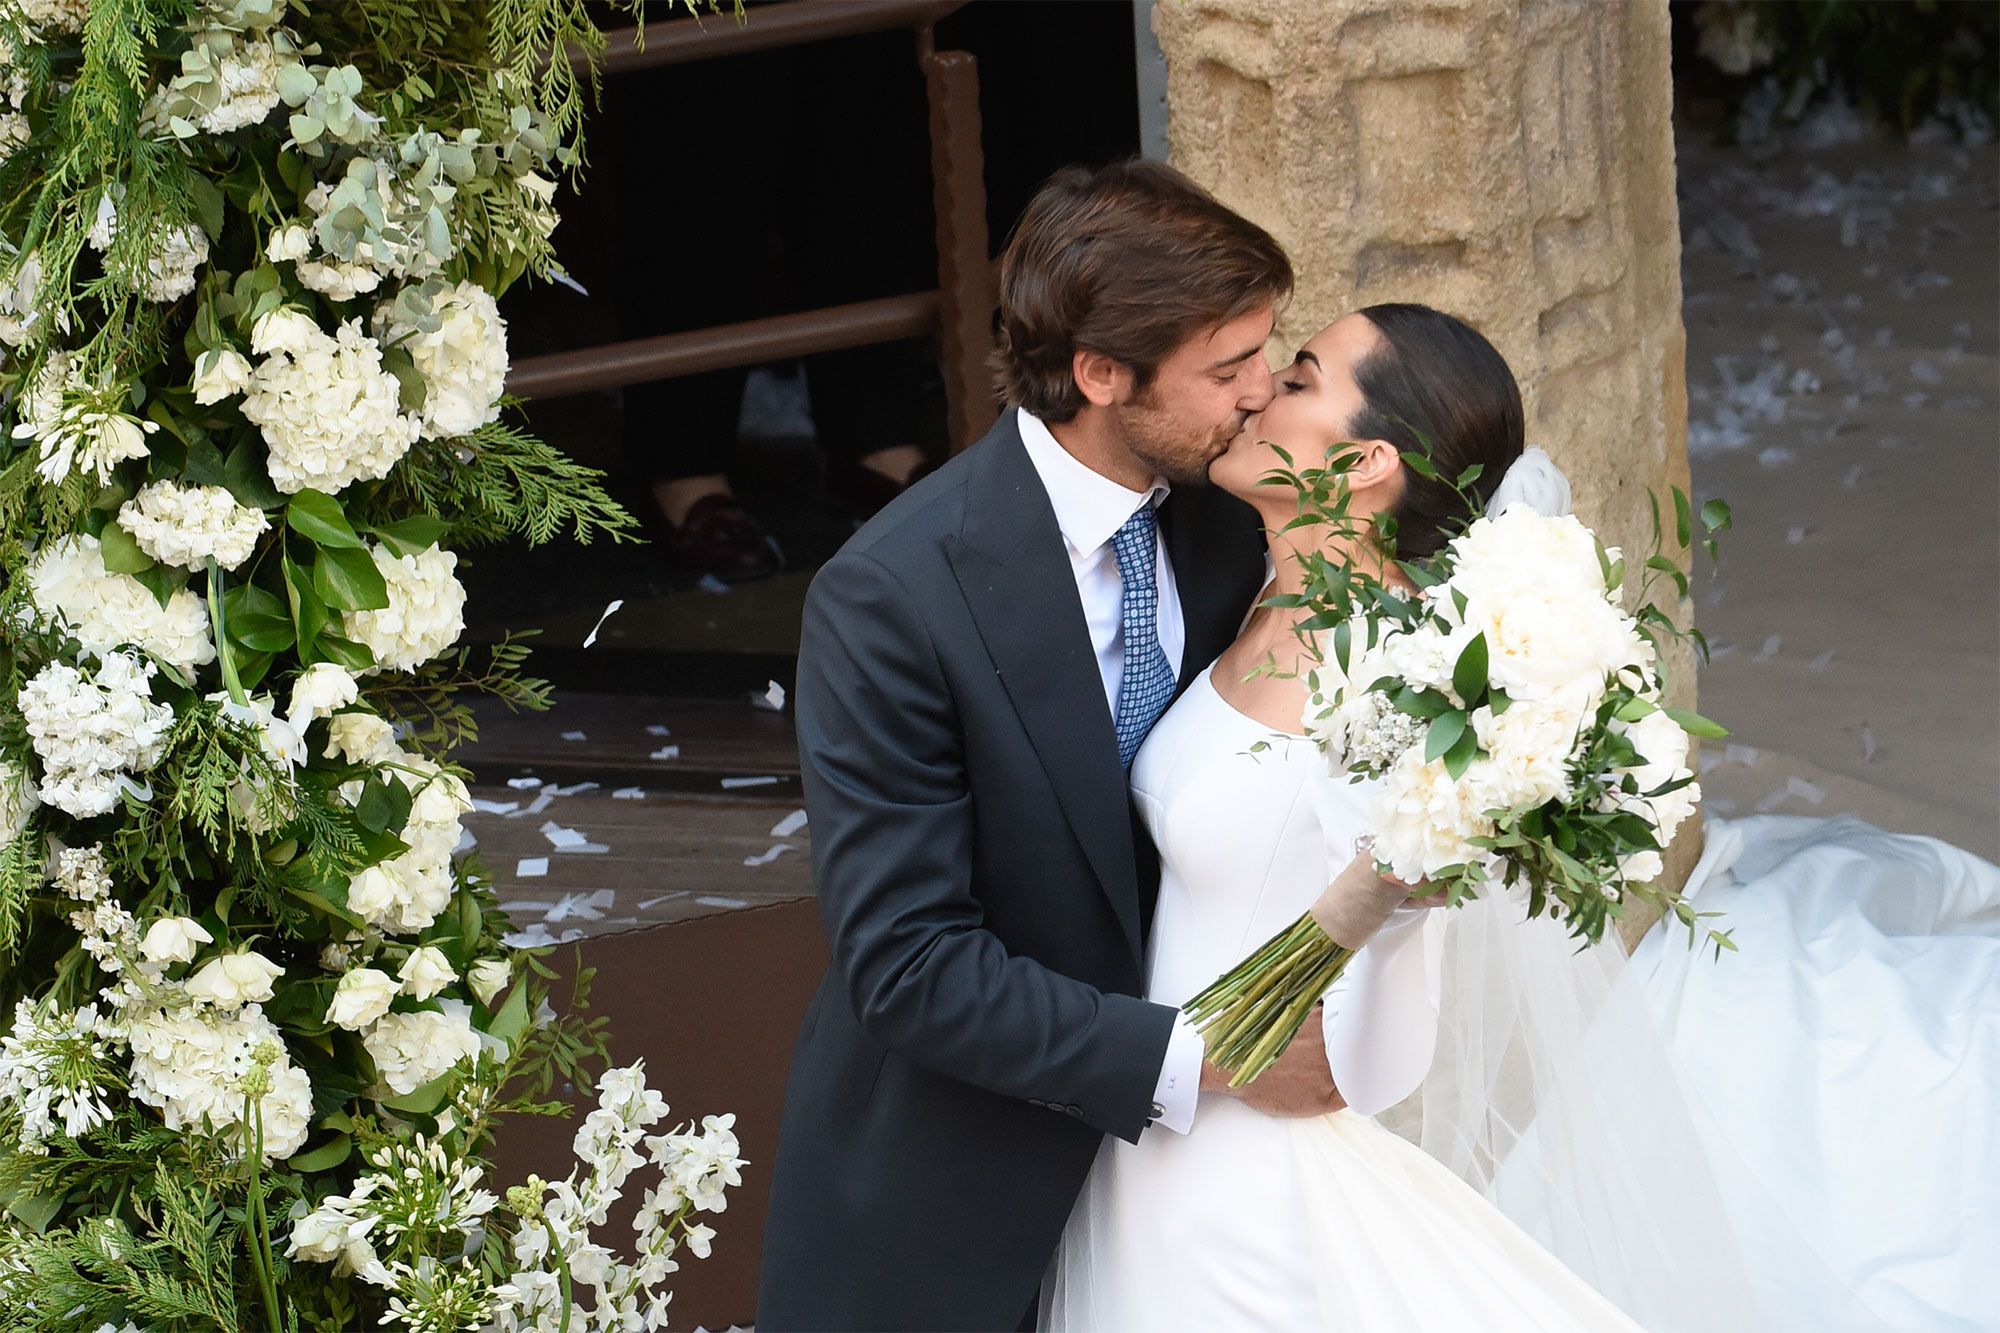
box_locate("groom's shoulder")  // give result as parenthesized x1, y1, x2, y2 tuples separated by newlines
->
(820, 418, 1016, 585)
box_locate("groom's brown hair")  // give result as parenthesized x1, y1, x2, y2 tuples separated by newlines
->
(993, 160, 1293, 423)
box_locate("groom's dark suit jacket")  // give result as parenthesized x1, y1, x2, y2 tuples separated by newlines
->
(757, 411, 1267, 1332)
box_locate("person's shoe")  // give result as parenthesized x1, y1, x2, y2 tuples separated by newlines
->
(664, 494, 781, 582)
(828, 455, 936, 519)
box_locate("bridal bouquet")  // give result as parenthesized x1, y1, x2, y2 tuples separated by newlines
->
(0, 0, 740, 1328)
(1188, 447, 1735, 1085)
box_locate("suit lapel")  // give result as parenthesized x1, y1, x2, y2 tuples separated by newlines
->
(945, 415, 1145, 960)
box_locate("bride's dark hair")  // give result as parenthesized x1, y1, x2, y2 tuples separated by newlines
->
(1348, 303, 1525, 559)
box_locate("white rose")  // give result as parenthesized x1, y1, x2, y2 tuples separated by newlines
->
(249, 306, 320, 357)
(191, 347, 253, 405)
(286, 662, 359, 732)
(266, 224, 311, 264)
(325, 966, 397, 1030)
(324, 711, 399, 765)
(468, 957, 511, 1007)
(398, 946, 456, 1000)
(363, 1007, 480, 1095)
(138, 915, 213, 965)
(183, 950, 283, 1011)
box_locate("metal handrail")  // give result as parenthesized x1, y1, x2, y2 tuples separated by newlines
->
(584, 0, 966, 74)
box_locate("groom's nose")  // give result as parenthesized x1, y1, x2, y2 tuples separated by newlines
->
(1236, 357, 1276, 412)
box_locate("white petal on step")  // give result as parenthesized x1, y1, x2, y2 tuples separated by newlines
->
(744, 844, 796, 867)
(1753, 635, 1782, 663)
(771, 809, 809, 837)
(507, 776, 544, 790)
(650, 746, 682, 761)
(1787, 527, 1807, 544)
(516, 857, 550, 879)
(613, 786, 647, 800)
(1860, 724, 1877, 761)
(1724, 743, 1761, 767)
(721, 775, 781, 789)
(646, 724, 673, 737)
(582, 598, 626, 648)
(695, 896, 750, 910)
(560, 730, 587, 741)
(752, 680, 787, 712)
(545, 781, 600, 797)
(1787, 776, 1826, 805)
(639, 892, 689, 911)
(1807, 650, 1836, 673)
(472, 798, 520, 815)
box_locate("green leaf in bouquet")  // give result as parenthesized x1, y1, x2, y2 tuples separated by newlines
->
(223, 440, 287, 510)
(486, 978, 532, 1046)
(1394, 559, 1442, 590)
(130, 563, 180, 611)
(381, 1067, 456, 1116)
(1450, 586, 1469, 621)
(285, 489, 366, 549)
(187, 173, 227, 242)
(1647, 490, 1662, 548)
(1645, 554, 1690, 599)
(369, 513, 450, 556)
(266, 975, 336, 1035)
(1401, 450, 1441, 482)
(182, 431, 228, 487)
(1607, 557, 1626, 590)
(313, 632, 377, 673)
(230, 612, 295, 653)
(1451, 632, 1488, 708)
(287, 1131, 352, 1174)
(283, 551, 330, 647)
(314, 544, 391, 611)
(1672, 486, 1693, 550)
(355, 771, 414, 837)
(0, 1180, 67, 1233)
(1456, 462, 1484, 489)
(380, 345, 428, 415)
(97, 518, 155, 574)
(1663, 706, 1729, 739)
(1487, 686, 1513, 716)
(1426, 710, 1468, 763)
(1443, 723, 1479, 781)
(1612, 695, 1658, 722)
(1700, 498, 1733, 533)
(1393, 684, 1452, 721)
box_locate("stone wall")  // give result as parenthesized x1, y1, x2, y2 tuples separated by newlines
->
(1154, 0, 1698, 945)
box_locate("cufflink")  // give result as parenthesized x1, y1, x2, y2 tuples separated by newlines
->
(1149, 1101, 1165, 1122)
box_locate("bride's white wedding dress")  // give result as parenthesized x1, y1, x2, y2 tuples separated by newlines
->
(1041, 664, 1644, 1332)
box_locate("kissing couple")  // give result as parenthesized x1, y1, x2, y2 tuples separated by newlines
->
(756, 160, 1713, 1333)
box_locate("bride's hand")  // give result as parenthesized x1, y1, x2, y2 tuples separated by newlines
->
(1340, 851, 1447, 909)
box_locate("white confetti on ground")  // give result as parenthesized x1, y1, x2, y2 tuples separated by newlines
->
(582, 598, 626, 648)
(744, 844, 796, 868)
(650, 745, 681, 761)
(613, 786, 647, 800)
(721, 775, 781, 789)
(546, 889, 616, 922)
(695, 896, 750, 910)
(507, 776, 544, 790)
(471, 798, 519, 815)
(545, 781, 600, 797)
(516, 856, 549, 879)
(502, 923, 585, 949)
(1753, 635, 1782, 664)
(639, 892, 689, 911)
(753, 680, 787, 712)
(771, 809, 809, 837)
(1808, 650, 1836, 673)
(561, 730, 588, 741)
(646, 724, 673, 737)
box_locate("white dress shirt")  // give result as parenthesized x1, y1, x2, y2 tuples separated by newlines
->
(1017, 410, 1207, 1134)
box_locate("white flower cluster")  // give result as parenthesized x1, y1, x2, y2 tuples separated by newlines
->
(1304, 507, 1696, 888)
(373, 280, 509, 439)
(343, 542, 467, 673)
(362, 1001, 483, 1097)
(86, 186, 210, 303)
(209, 688, 306, 834)
(238, 308, 421, 494)
(269, 156, 455, 302)
(116, 480, 270, 572)
(1599, 708, 1699, 886)
(51, 844, 140, 977)
(1694, 1, 1777, 77)
(19, 652, 174, 818)
(26, 533, 216, 673)
(11, 352, 162, 486)
(0, 248, 44, 350)
(285, 660, 357, 732)
(328, 712, 473, 933)
(11, 0, 88, 36)
(0, 35, 29, 155)
(486, 1062, 742, 1333)
(0, 998, 116, 1154)
(288, 1132, 498, 1295)
(124, 993, 313, 1162)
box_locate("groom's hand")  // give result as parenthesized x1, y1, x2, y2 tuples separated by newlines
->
(1200, 1005, 1346, 1117)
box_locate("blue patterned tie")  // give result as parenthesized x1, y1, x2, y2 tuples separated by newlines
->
(1110, 503, 1176, 771)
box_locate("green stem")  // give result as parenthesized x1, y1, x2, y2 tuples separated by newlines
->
(207, 557, 247, 706)
(547, 1218, 573, 1333)
(243, 1092, 284, 1333)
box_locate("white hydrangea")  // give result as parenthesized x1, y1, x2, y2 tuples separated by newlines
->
(240, 309, 421, 495)
(343, 543, 466, 673)
(0, 110, 26, 156)
(362, 1006, 480, 1096)
(11, 352, 161, 486)
(26, 533, 216, 673)
(116, 480, 270, 572)
(18, 652, 174, 818)
(12, 0, 89, 35)
(373, 281, 509, 439)
(191, 346, 253, 403)
(343, 754, 469, 935)
(51, 843, 142, 976)
(286, 661, 358, 732)
(86, 187, 209, 302)
(199, 35, 283, 133)
(124, 998, 312, 1161)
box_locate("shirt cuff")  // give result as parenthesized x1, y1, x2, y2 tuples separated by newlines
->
(1149, 1010, 1206, 1134)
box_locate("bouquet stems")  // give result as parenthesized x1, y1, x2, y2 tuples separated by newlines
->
(1183, 913, 1355, 1087)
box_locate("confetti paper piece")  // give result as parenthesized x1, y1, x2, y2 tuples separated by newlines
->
(695, 896, 749, 910)
(698, 574, 732, 595)
(1859, 724, 1877, 761)
(1842, 464, 1870, 489)
(546, 889, 616, 922)
(471, 798, 520, 815)
(507, 776, 544, 790)
(753, 680, 787, 712)
(516, 856, 550, 879)
(1807, 650, 1836, 673)
(646, 724, 672, 737)
(639, 892, 689, 911)
(721, 776, 781, 790)
(545, 781, 600, 797)
(1757, 446, 1796, 470)
(771, 809, 809, 838)
(502, 924, 585, 949)
(1723, 743, 1761, 767)
(582, 598, 626, 648)
(1787, 776, 1826, 805)
(650, 745, 682, 762)
(613, 786, 647, 800)
(1787, 527, 1807, 545)
(1753, 635, 1782, 664)
(744, 844, 796, 867)
(561, 730, 588, 742)
(511, 790, 557, 819)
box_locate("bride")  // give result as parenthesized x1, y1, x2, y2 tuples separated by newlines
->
(1041, 303, 1882, 1332)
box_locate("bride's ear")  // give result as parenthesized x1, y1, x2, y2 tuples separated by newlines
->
(1349, 438, 1404, 493)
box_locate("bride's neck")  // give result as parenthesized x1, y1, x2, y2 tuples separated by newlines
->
(1263, 529, 1405, 605)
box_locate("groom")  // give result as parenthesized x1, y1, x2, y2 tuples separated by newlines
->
(758, 161, 1342, 1332)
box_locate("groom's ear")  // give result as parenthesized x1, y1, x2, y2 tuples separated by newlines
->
(1072, 347, 1132, 409)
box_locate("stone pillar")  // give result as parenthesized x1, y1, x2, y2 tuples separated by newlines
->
(1154, 0, 1698, 946)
